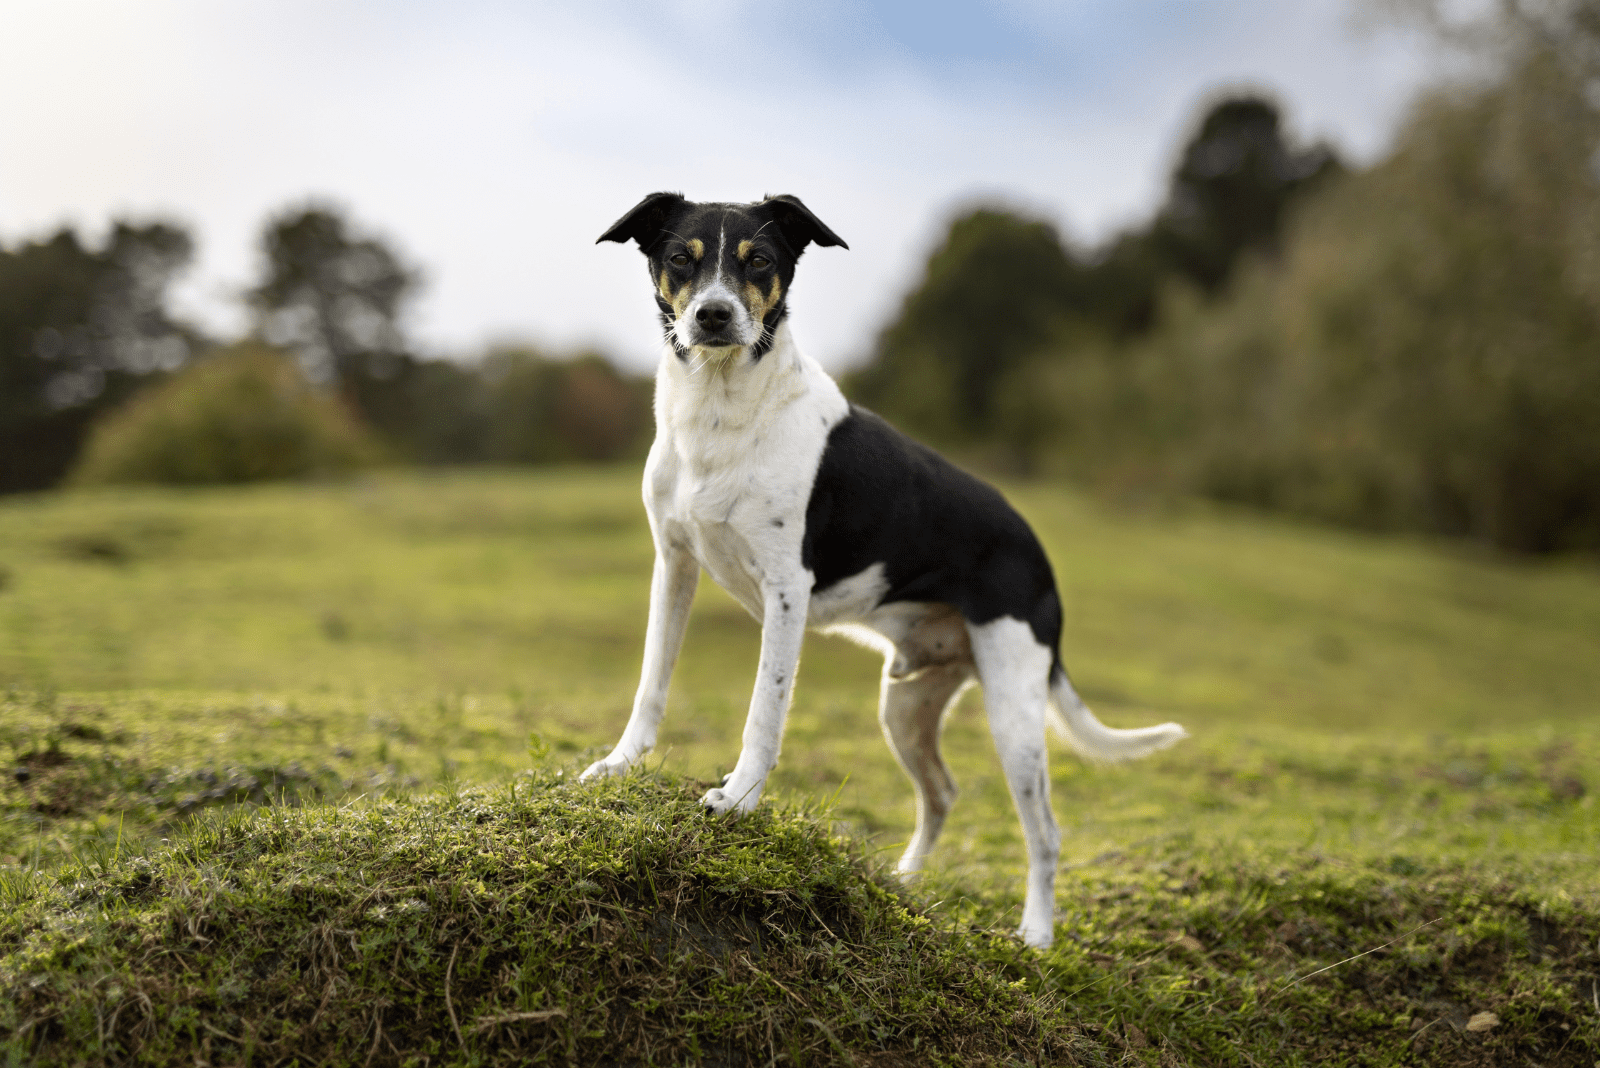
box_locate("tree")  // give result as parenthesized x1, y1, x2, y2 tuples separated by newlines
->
(247, 205, 418, 395)
(849, 210, 1085, 441)
(846, 95, 1341, 450)
(1154, 96, 1342, 291)
(1030, 38, 1600, 552)
(0, 221, 195, 492)
(1092, 96, 1342, 334)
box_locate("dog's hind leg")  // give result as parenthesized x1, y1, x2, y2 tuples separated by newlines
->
(880, 661, 971, 877)
(968, 616, 1060, 949)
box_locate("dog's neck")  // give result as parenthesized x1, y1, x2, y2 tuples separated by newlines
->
(655, 319, 815, 435)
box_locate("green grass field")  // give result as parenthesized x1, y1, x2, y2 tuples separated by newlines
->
(2, 467, 1596, 1065)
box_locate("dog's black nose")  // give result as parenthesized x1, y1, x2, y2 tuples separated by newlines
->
(695, 301, 734, 330)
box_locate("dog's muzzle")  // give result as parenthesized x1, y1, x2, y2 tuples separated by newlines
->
(689, 300, 737, 346)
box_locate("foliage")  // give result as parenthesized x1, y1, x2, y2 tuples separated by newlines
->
(1, 201, 650, 492)
(847, 94, 1337, 449)
(849, 210, 1084, 442)
(69, 344, 379, 486)
(348, 347, 653, 464)
(246, 203, 418, 391)
(1092, 95, 1342, 333)
(1018, 44, 1600, 552)
(0, 222, 197, 493)
(238, 204, 656, 468)
(854, 30, 1600, 554)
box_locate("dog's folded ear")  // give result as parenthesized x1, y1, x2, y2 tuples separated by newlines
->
(597, 192, 687, 249)
(762, 195, 849, 255)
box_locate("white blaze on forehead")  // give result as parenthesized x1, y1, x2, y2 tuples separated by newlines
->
(675, 211, 761, 351)
(673, 213, 757, 353)
(718, 214, 727, 283)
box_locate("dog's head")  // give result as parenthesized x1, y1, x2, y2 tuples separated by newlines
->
(597, 193, 847, 360)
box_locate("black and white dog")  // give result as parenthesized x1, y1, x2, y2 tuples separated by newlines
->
(583, 193, 1185, 948)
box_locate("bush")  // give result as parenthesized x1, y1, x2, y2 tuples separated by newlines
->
(70, 344, 379, 486)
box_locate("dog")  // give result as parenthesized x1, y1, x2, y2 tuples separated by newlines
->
(581, 192, 1186, 948)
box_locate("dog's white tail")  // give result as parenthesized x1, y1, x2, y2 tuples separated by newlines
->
(1047, 665, 1187, 764)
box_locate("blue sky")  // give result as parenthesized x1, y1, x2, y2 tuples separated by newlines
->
(1, 1, 1446, 371)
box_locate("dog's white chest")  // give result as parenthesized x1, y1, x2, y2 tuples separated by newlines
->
(670, 472, 773, 617)
(645, 334, 848, 620)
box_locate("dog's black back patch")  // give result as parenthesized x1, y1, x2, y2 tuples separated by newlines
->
(802, 405, 1063, 653)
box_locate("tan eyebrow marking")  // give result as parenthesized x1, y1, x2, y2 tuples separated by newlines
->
(687, 238, 704, 260)
(737, 239, 753, 260)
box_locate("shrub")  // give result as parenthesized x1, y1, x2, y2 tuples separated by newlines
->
(70, 344, 379, 486)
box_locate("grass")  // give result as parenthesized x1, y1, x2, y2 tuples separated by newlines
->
(2, 773, 1089, 1067)
(1, 466, 1597, 1064)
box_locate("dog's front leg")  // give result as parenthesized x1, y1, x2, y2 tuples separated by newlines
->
(701, 581, 809, 815)
(580, 541, 699, 781)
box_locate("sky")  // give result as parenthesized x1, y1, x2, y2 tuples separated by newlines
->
(0, 0, 1449, 372)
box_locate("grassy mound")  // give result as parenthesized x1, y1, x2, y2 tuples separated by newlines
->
(0, 772, 1089, 1067)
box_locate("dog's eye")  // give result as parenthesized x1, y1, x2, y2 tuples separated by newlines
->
(669, 253, 690, 267)
(750, 255, 770, 270)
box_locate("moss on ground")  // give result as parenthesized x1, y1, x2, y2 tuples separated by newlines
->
(1025, 847, 1600, 1066)
(1, 771, 1094, 1067)
(2, 768, 1596, 1066)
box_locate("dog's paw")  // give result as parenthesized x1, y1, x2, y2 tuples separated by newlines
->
(700, 782, 761, 815)
(579, 756, 631, 782)
(1016, 917, 1055, 950)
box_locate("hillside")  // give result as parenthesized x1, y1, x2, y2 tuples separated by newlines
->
(1, 468, 1596, 1064)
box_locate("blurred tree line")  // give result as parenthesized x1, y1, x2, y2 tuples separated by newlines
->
(0, 222, 197, 490)
(848, 1, 1600, 554)
(0, 206, 650, 492)
(7, 0, 1595, 554)
(849, 96, 1341, 444)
